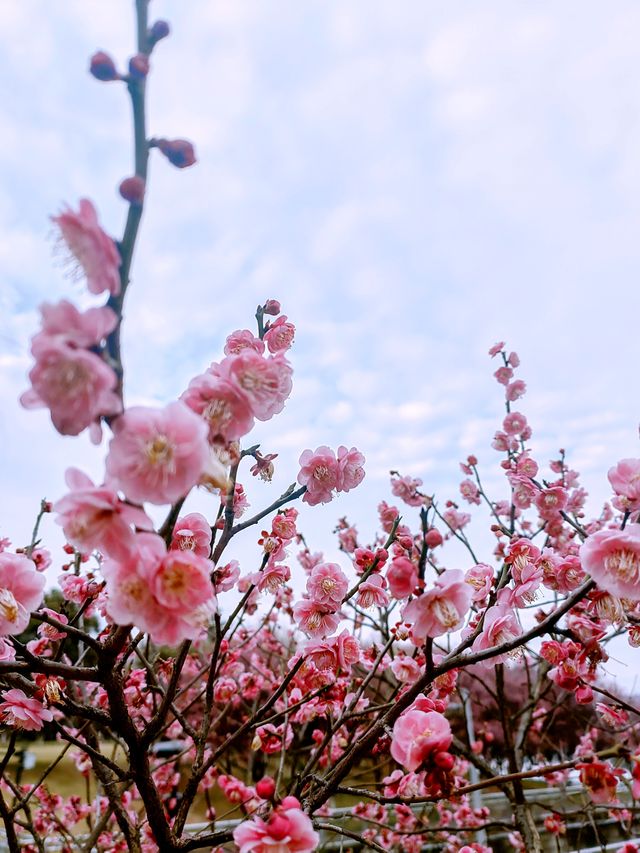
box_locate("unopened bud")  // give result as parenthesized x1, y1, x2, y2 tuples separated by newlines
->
(433, 750, 455, 770)
(256, 776, 276, 800)
(263, 299, 281, 316)
(149, 20, 171, 44)
(129, 53, 150, 80)
(156, 138, 197, 169)
(119, 176, 146, 206)
(425, 528, 443, 548)
(90, 51, 119, 82)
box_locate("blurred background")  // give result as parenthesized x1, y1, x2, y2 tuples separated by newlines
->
(1, 1, 639, 678)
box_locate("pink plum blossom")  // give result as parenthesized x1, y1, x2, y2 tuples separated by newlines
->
(306, 563, 348, 609)
(580, 524, 640, 600)
(218, 351, 292, 421)
(33, 300, 117, 350)
(264, 315, 295, 353)
(0, 689, 54, 731)
(403, 570, 472, 642)
(170, 513, 212, 557)
(0, 553, 46, 636)
(391, 705, 452, 772)
(54, 468, 152, 558)
(356, 574, 390, 608)
(105, 401, 209, 505)
(337, 446, 366, 492)
(21, 340, 121, 439)
(224, 329, 265, 356)
(465, 564, 494, 602)
(470, 595, 522, 665)
(390, 473, 424, 507)
(608, 458, 640, 512)
(387, 556, 418, 599)
(181, 369, 255, 442)
(52, 199, 121, 296)
(233, 797, 319, 853)
(293, 600, 340, 638)
(298, 446, 339, 505)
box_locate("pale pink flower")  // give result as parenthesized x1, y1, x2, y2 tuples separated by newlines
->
(403, 570, 472, 642)
(21, 340, 121, 439)
(488, 341, 505, 357)
(0, 553, 46, 636)
(218, 351, 292, 421)
(391, 706, 452, 772)
(442, 508, 471, 531)
(233, 798, 319, 853)
(0, 689, 54, 731)
(506, 380, 527, 402)
(224, 329, 265, 356)
(494, 366, 513, 385)
(254, 562, 291, 593)
(459, 479, 481, 505)
(356, 574, 389, 608)
(33, 300, 117, 350)
(391, 655, 421, 684)
(333, 629, 360, 669)
(298, 446, 339, 505)
(387, 556, 418, 600)
(102, 533, 164, 632)
(170, 513, 211, 557)
(608, 458, 640, 511)
(470, 597, 522, 665)
(52, 199, 121, 295)
(580, 524, 640, 600)
(181, 369, 255, 442)
(54, 468, 152, 558)
(390, 474, 424, 507)
(336, 446, 365, 492)
(0, 639, 15, 661)
(264, 315, 295, 354)
(105, 401, 209, 505)
(307, 563, 348, 608)
(465, 564, 494, 602)
(503, 411, 528, 436)
(293, 599, 340, 638)
(378, 500, 400, 533)
(535, 487, 568, 519)
(272, 508, 298, 540)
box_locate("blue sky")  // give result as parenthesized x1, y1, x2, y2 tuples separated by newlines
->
(2, 1, 640, 682)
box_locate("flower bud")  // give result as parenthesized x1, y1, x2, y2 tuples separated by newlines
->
(425, 528, 443, 548)
(267, 814, 291, 841)
(149, 20, 171, 44)
(157, 138, 197, 169)
(256, 776, 276, 800)
(89, 51, 119, 82)
(129, 53, 150, 80)
(263, 299, 281, 316)
(119, 176, 146, 206)
(433, 750, 455, 770)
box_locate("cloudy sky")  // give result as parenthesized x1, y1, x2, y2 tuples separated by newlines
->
(2, 2, 640, 681)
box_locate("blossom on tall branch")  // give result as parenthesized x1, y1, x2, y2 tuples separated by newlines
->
(403, 569, 472, 642)
(580, 524, 640, 600)
(0, 553, 46, 636)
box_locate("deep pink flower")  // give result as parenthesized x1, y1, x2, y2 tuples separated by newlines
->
(54, 468, 152, 558)
(307, 563, 348, 609)
(577, 760, 623, 804)
(298, 446, 339, 505)
(580, 524, 640, 600)
(181, 369, 255, 442)
(0, 553, 46, 636)
(52, 199, 121, 296)
(105, 401, 209, 505)
(264, 316, 295, 354)
(218, 351, 292, 421)
(0, 689, 54, 731)
(387, 556, 418, 600)
(403, 570, 472, 642)
(233, 798, 319, 853)
(336, 446, 365, 492)
(21, 340, 121, 439)
(391, 705, 452, 772)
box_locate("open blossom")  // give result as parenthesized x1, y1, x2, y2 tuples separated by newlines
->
(33, 300, 117, 350)
(105, 401, 209, 505)
(224, 329, 264, 356)
(337, 446, 365, 492)
(233, 797, 319, 853)
(470, 594, 522, 665)
(218, 350, 292, 421)
(264, 315, 295, 353)
(181, 369, 255, 442)
(298, 446, 339, 505)
(102, 533, 216, 645)
(0, 553, 46, 636)
(391, 702, 452, 772)
(54, 468, 152, 558)
(170, 513, 211, 557)
(307, 563, 348, 608)
(391, 473, 424, 507)
(0, 689, 54, 731)
(403, 570, 472, 642)
(21, 340, 121, 439)
(580, 524, 640, 600)
(465, 564, 494, 602)
(293, 599, 340, 638)
(577, 760, 623, 804)
(356, 574, 389, 608)
(52, 198, 121, 295)
(608, 458, 640, 512)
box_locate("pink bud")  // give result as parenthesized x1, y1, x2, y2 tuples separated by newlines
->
(575, 685, 594, 705)
(256, 776, 276, 800)
(280, 795, 301, 809)
(157, 138, 197, 169)
(425, 528, 443, 548)
(90, 51, 119, 82)
(267, 814, 291, 841)
(263, 299, 281, 316)
(119, 176, 146, 206)
(433, 751, 455, 770)
(129, 53, 150, 80)
(149, 20, 171, 44)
